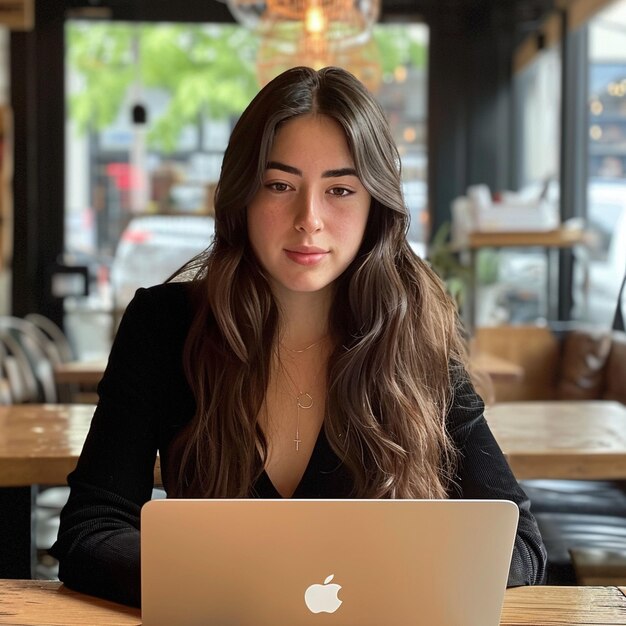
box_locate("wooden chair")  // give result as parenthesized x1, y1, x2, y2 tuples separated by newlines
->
(0, 317, 58, 403)
(24, 314, 78, 402)
(0, 341, 13, 404)
(24, 314, 74, 363)
(0, 332, 40, 402)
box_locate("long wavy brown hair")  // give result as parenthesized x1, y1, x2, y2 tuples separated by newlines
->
(168, 66, 469, 499)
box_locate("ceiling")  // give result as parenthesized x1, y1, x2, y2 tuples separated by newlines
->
(381, 0, 557, 35)
(63, 0, 558, 41)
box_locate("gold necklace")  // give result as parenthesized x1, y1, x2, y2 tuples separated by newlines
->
(279, 338, 327, 452)
(280, 361, 315, 452)
(280, 335, 328, 354)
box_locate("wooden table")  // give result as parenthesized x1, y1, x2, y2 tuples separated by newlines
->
(0, 404, 165, 580)
(4, 400, 624, 579)
(1, 581, 625, 625)
(0, 404, 93, 486)
(0, 404, 161, 487)
(53, 360, 107, 403)
(53, 360, 106, 386)
(486, 400, 626, 480)
(0, 404, 96, 579)
(0, 580, 141, 626)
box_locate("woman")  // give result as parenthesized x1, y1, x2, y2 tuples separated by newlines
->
(51, 66, 546, 607)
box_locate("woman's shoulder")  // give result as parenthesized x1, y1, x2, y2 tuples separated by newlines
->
(138, 281, 196, 309)
(99, 281, 201, 403)
(446, 372, 486, 436)
(122, 281, 200, 337)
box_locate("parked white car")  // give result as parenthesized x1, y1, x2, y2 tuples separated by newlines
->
(110, 214, 215, 309)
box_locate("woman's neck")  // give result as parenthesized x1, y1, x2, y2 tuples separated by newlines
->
(275, 290, 332, 351)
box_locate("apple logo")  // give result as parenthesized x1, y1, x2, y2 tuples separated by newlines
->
(304, 574, 343, 614)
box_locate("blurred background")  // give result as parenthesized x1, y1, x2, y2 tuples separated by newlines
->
(0, 0, 624, 358)
(1, 0, 626, 588)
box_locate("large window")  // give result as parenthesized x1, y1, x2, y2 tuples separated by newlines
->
(65, 22, 260, 357)
(64, 20, 429, 358)
(470, 43, 562, 327)
(518, 45, 562, 190)
(584, 1, 626, 325)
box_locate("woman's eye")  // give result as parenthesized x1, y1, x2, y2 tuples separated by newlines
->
(328, 187, 353, 197)
(267, 182, 290, 192)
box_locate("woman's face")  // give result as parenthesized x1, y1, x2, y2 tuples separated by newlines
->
(247, 114, 371, 303)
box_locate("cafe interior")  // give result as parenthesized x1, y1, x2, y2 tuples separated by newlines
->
(0, 0, 626, 623)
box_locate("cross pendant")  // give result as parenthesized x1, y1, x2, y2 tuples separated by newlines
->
(294, 437, 302, 451)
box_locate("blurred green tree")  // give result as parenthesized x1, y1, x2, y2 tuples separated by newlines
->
(67, 21, 427, 153)
(68, 23, 259, 152)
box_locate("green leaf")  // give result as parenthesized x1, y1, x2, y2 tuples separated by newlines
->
(67, 22, 259, 151)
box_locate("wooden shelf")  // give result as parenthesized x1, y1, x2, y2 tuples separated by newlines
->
(0, 0, 34, 31)
(466, 227, 590, 249)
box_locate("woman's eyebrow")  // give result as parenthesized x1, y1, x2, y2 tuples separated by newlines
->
(266, 161, 301, 176)
(322, 167, 358, 178)
(266, 161, 358, 179)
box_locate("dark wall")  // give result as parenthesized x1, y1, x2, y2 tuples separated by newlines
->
(65, 0, 234, 22)
(10, 1, 65, 321)
(428, 2, 519, 237)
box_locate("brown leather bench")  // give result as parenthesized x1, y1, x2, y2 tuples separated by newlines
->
(473, 324, 626, 585)
(472, 325, 626, 405)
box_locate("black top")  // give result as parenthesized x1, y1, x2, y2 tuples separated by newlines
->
(50, 282, 547, 607)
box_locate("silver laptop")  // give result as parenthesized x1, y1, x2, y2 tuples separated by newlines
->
(141, 499, 518, 626)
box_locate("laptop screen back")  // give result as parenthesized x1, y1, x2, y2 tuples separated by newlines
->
(141, 498, 518, 626)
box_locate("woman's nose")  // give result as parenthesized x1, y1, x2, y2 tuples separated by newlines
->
(294, 192, 323, 233)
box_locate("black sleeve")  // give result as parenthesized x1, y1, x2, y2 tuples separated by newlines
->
(447, 377, 548, 587)
(49, 287, 181, 607)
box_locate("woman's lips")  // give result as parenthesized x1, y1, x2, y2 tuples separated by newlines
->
(284, 247, 328, 266)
